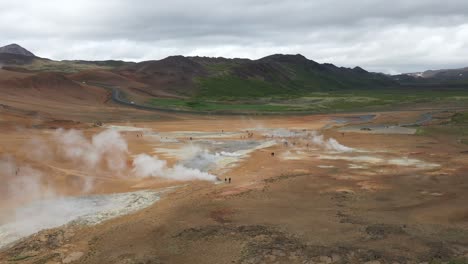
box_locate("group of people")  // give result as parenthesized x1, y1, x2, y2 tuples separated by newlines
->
(240, 130, 254, 139)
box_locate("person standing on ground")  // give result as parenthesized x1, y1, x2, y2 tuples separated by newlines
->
(228, 178, 231, 183)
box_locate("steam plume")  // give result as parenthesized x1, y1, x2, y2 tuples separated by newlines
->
(311, 133, 355, 152)
(53, 129, 128, 173)
(132, 154, 217, 182)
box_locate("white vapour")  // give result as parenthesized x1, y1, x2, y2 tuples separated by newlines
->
(132, 154, 217, 182)
(178, 145, 244, 171)
(0, 190, 162, 249)
(326, 138, 355, 152)
(1, 128, 222, 249)
(158, 144, 242, 172)
(0, 156, 54, 205)
(219, 151, 242, 157)
(180, 144, 221, 171)
(54, 129, 128, 173)
(22, 137, 53, 162)
(310, 133, 354, 152)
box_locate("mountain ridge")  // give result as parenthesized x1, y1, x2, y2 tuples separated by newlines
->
(117, 53, 396, 97)
(0, 44, 35, 57)
(1, 43, 467, 100)
(392, 66, 468, 86)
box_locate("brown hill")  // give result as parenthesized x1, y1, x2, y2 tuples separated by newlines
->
(69, 69, 183, 99)
(0, 71, 106, 103)
(120, 56, 207, 96)
(69, 69, 145, 88)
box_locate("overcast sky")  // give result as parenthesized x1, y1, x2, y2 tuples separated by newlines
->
(1, 0, 467, 73)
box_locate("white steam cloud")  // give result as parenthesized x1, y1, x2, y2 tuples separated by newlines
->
(53, 129, 129, 173)
(311, 133, 355, 152)
(2, 128, 218, 211)
(52, 129, 218, 181)
(178, 144, 221, 171)
(132, 154, 218, 182)
(0, 156, 54, 206)
(22, 137, 53, 162)
(1, 127, 220, 248)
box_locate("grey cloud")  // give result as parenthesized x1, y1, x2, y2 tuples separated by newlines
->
(1, 0, 468, 73)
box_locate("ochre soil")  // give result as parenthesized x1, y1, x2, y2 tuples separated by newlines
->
(1, 105, 468, 263)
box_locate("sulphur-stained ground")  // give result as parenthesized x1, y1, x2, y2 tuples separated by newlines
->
(1, 108, 468, 264)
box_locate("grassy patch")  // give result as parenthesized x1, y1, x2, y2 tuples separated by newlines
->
(145, 86, 468, 113)
(148, 95, 388, 113)
(451, 112, 468, 124)
(415, 127, 428, 136)
(18, 59, 114, 73)
(195, 76, 292, 98)
(148, 98, 299, 112)
(149, 98, 188, 108)
(441, 259, 468, 264)
(195, 80, 468, 105)
(204, 63, 238, 75)
(319, 97, 389, 110)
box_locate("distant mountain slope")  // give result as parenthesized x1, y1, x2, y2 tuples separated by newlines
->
(121, 54, 396, 97)
(0, 53, 36, 65)
(0, 44, 135, 73)
(0, 43, 35, 57)
(0, 44, 399, 98)
(199, 54, 395, 97)
(407, 67, 468, 79)
(392, 67, 468, 86)
(119, 56, 208, 96)
(2, 44, 468, 115)
(0, 71, 107, 104)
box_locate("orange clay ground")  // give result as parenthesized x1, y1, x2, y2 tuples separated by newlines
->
(1, 103, 468, 264)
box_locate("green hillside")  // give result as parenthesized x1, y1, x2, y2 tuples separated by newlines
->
(189, 54, 396, 98)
